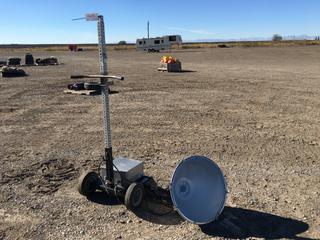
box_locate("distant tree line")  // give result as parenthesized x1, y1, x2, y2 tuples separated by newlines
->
(271, 34, 320, 41)
(272, 34, 283, 41)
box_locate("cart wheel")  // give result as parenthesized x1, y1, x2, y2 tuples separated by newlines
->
(78, 171, 99, 196)
(125, 183, 144, 210)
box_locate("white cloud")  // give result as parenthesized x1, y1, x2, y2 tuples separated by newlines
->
(168, 27, 215, 35)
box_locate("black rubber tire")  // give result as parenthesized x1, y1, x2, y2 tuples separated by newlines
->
(84, 82, 101, 91)
(78, 171, 99, 196)
(124, 183, 144, 210)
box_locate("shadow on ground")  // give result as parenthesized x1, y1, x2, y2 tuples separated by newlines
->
(163, 69, 196, 73)
(87, 191, 119, 206)
(87, 192, 310, 237)
(109, 90, 119, 95)
(201, 207, 311, 239)
(134, 200, 183, 226)
(89, 90, 119, 95)
(87, 191, 182, 225)
(162, 50, 206, 53)
(179, 70, 197, 73)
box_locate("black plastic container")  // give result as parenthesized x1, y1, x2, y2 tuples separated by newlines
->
(25, 53, 34, 65)
(7, 58, 21, 66)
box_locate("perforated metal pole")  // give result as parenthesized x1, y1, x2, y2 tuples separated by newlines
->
(98, 15, 111, 147)
(97, 15, 114, 184)
(98, 16, 107, 75)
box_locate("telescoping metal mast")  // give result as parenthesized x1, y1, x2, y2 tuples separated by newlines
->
(97, 15, 114, 185)
(73, 14, 227, 224)
(72, 13, 118, 185)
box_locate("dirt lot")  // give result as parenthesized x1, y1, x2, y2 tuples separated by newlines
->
(0, 46, 319, 239)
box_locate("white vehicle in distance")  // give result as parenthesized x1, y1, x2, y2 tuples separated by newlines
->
(136, 35, 182, 52)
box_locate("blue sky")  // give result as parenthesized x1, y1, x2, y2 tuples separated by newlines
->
(0, 0, 319, 44)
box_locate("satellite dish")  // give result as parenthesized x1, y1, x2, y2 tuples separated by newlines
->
(170, 156, 227, 225)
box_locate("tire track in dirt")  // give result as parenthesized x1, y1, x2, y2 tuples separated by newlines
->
(1, 158, 78, 194)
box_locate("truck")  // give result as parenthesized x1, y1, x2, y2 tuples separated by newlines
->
(136, 35, 182, 52)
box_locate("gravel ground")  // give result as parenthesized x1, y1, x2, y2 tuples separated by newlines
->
(0, 46, 319, 239)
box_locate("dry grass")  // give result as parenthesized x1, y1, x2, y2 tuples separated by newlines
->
(180, 40, 320, 49)
(0, 40, 319, 52)
(0, 44, 135, 52)
(112, 45, 136, 51)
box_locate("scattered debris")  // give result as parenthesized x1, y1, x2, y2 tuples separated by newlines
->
(309, 141, 318, 146)
(67, 82, 85, 91)
(218, 44, 229, 48)
(66, 75, 116, 96)
(35, 56, 59, 66)
(65, 82, 101, 95)
(1, 66, 27, 77)
(7, 57, 21, 66)
(0, 55, 60, 67)
(64, 89, 100, 96)
(0, 58, 7, 66)
(68, 44, 78, 51)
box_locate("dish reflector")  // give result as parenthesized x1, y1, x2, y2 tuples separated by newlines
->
(170, 156, 227, 224)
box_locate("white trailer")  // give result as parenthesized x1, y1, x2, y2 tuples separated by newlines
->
(136, 35, 182, 52)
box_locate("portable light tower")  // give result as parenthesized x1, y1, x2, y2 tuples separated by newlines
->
(73, 14, 227, 223)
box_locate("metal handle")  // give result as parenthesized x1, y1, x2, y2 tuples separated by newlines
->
(70, 75, 86, 79)
(106, 75, 124, 80)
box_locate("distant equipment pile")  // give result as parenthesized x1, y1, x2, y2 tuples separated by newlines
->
(0, 53, 59, 78)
